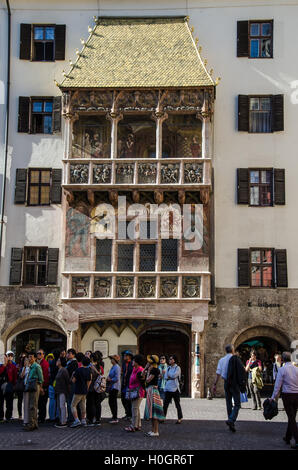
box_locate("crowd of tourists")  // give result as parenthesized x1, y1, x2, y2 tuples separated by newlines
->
(0, 349, 183, 437)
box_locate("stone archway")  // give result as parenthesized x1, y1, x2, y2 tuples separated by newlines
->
(232, 325, 290, 351)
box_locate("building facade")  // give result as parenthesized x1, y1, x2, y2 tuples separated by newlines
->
(0, 0, 297, 397)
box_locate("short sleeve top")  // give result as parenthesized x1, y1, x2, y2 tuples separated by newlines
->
(146, 367, 160, 387)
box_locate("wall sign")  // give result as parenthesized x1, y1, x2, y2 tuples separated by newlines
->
(93, 340, 108, 358)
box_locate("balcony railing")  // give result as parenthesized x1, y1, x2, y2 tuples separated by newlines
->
(62, 158, 211, 188)
(61, 272, 211, 301)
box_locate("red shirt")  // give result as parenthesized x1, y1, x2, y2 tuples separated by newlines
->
(0, 362, 17, 385)
(39, 358, 50, 388)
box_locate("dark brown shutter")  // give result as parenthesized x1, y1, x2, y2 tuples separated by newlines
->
(237, 21, 249, 57)
(47, 248, 59, 285)
(20, 24, 32, 60)
(275, 249, 287, 287)
(272, 95, 284, 132)
(237, 169, 249, 204)
(238, 249, 250, 286)
(50, 169, 62, 204)
(52, 96, 62, 133)
(9, 248, 23, 285)
(18, 97, 30, 133)
(238, 95, 249, 131)
(55, 25, 66, 60)
(14, 169, 27, 204)
(274, 169, 285, 205)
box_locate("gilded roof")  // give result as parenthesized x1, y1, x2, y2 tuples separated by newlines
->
(60, 17, 215, 89)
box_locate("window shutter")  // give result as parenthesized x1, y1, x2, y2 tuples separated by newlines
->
(50, 169, 62, 204)
(238, 248, 249, 286)
(237, 169, 249, 204)
(18, 97, 30, 133)
(47, 248, 59, 285)
(275, 249, 287, 287)
(55, 25, 66, 60)
(20, 24, 32, 60)
(52, 96, 62, 133)
(272, 95, 284, 132)
(237, 21, 249, 57)
(238, 95, 249, 131)
(14, 169, 28, 204)
(274, 169, 285, 205)
(9, 248, 23, 285)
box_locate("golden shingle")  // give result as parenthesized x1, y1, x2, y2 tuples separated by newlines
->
(60, 17, 214, 89)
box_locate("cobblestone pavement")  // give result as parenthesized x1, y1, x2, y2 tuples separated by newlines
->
(0, 398, 293, 450)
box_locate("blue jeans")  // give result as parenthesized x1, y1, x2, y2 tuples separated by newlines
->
(224, 380, 241, 424)
(67, 383, 75, 422)
(48, 385, 58, 420)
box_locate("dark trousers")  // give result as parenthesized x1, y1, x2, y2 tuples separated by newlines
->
(108, 389, 118, 420)
(224, 381, 241, 424)
(96, 392, 106, 421)
(16, 391, 23, 418)
(38, 388, 48, 422)
(248, 379, 261, 409)
(163, 390, 183, 420)
(282, 393, 298, 444)
(0, 390, 14, 421)
(86, 391, 100, 423)
(121, 390, 132, 417)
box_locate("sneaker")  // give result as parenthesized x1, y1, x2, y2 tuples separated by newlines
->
(95, 421, 101, 426)
(146, 431, 159, 437)
(87, 423, 95, 427)
(81, 420, 87, 427)
(109, 419, 119, 424)
(70, 420, 81, 428)
(225, 420, 236, 433)
(54, 423, 68, 428)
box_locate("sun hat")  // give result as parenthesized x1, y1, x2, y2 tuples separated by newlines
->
(109, 354, 120, 363)
(147, 354, 159, 367)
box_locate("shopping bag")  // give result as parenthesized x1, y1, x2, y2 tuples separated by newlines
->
(240, 392, 248, 403)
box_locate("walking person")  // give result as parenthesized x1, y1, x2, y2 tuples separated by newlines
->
(107, 355, 121, 424)
(163, 355, 183, 424)
(0, 351, 18, 423)
(24, 352, 43, 431)
(124, 354, 145, 432)
(37, 349, 50, 424)
(213, 344, 246, 433)
(245, 351, 262, 410)
(70, 356, 92, 428)
(65, 348, 78, 423)
(143, 355, 165, 437)
(158, 355, 167, 401)
(54, 357, 70, 428)
(270, 351, 298, 449)
(121, 350, 134, 421)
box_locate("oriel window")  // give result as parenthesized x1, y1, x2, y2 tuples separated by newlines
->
(33, 25, 55, 61)
(249, 22, 273, 58)
(28, 169, 51, 206)
(31, 99, 53, 134)
(24, 247, 47, 286)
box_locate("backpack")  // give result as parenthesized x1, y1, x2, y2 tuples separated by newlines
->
(94, 375, 106, 393)
(263, 398, 278, 420)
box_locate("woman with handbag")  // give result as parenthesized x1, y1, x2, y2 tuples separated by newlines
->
(142, 355, 165, 437)
(24, 352, 43, 432)
(124, 354, 145, 432)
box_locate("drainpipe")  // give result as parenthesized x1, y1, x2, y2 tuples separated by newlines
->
(0, 0, 11, 262)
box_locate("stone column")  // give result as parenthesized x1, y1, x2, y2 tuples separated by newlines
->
(191, 316, 206, 398)
(0, 338, 5, 355)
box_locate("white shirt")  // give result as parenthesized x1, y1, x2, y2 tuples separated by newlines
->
(216, 354, 233, 380)
(271, 362, 298, 399)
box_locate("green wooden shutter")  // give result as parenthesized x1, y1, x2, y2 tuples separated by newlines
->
(50, 169, 62, 204)
(55, 25, 66, 60)
(238, 249, 250, 286)
(52, 96, 62, 133)
(47, 248, 59, 285)
(275, 249, 287, 287)
(237, 21, 249, 57)
(14, 169, 27, 204)
(19, 24, 32, 60)
(238, 95, 249, 131)
(237, 169, 249, 204)
(18, 97, 30, 133)
(272, 95, 284, 132)
(274, 169, 285, 205)
(9, 248, 23, 285)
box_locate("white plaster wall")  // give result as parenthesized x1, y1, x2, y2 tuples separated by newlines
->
(81, 325, 137, 358)
(1, 0, 298, 289)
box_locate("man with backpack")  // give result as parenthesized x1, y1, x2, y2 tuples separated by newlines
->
(213, 344, 246, 433)
(163, 355, 183, 424)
